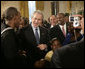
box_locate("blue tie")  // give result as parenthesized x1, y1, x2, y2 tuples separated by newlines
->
(35, 28, 40, 44)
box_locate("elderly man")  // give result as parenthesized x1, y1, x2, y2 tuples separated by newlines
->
(18, 10, 50, 67)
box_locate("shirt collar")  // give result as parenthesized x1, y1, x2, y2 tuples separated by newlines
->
(59, 23, 66, 27)
(31, 23, 39, 31)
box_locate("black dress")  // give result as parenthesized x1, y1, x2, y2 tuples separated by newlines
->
(1, 23, 20, 68)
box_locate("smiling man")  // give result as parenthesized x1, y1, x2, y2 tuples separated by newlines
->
(49, 13, 69, 45)
(51, 15, 84, 68)
(18, 10, 50, 68)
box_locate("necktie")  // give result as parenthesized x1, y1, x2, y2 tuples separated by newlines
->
(35, 28, 40, 44)
(62, 26, 66, 37)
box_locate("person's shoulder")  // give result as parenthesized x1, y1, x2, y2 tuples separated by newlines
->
(1, 29, 14, 39)
(40, 26, 49, 31)
(56, 39, 84, 53)
(57, 45, 71, 52)
(54, 44, 73, 55)
(40, 26, 47, 29)
(50, 24, 59, 30)
(20, 24, 30, 31)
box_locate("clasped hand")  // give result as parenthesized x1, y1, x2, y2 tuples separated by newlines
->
(37, 44, 47, 50)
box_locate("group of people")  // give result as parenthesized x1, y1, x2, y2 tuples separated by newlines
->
(1, 7, 84, 68)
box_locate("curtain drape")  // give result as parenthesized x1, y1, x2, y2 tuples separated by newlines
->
(67, 1, 72, 14)
(36, 1, 44, 11)
(20, 1, 29, 18)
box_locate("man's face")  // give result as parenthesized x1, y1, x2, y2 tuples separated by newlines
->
(57, 14, 65, 25)
(32, 13, 43, 28)
(64, 16, 69, 23)
(51, 40, 61, 51)
(50, 15, 57, 26)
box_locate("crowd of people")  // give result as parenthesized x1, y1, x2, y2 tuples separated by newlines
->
(1, 7, 84, 68)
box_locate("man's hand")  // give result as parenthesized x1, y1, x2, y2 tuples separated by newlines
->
(37, 44, 47, 50)
(18, 50, 27, 56)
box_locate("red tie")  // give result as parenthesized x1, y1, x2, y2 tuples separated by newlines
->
(62, 26, 66, 37)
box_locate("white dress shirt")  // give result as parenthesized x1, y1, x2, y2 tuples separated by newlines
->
(31, 24, 40, 38)
(59, 23, 67, 35)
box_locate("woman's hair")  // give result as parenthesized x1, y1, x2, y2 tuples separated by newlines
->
(3, 7, 19, 21)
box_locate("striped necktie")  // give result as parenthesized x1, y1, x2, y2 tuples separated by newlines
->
(35, 28, 40, 44)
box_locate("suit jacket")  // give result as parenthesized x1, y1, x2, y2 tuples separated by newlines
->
(49, 23, 69, 44)
(51, 38, 84, 68)
(18, 24, 50, 63)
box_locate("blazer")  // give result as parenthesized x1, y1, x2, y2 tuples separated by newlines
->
(51, 38, 84, 68)
(49, 23, 69, 44)
(18, 24, 50, 63)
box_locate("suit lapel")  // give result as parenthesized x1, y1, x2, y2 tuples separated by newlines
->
(66, 23, 69, 34)
(39, 27, 45, 43)
(29, 24, 37, 44)
(57, 25, 65, 37)
(58, 24, 68, 37)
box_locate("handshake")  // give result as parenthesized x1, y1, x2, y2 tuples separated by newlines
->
(37, 44, 47, 50)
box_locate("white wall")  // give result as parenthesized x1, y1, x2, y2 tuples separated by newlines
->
(59, 1, 67, 13)
(59, 1, 84, 14)
(42, 1, 52, 21)
(1, 1, 84, 20)
(71, 1, 84, 14)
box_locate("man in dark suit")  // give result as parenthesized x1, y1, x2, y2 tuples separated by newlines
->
(49, 13, 69, 44)
(1, 7, 21, 68)
(51, 15, 84, 68)
(18, 10, 50, 67)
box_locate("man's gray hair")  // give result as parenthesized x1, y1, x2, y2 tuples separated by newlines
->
(31, 10, 44, 20)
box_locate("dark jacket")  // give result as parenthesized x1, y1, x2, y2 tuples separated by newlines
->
(49, 23, 69, 44)
(18, 24, 50, 65)
(51, 38, 84, 68)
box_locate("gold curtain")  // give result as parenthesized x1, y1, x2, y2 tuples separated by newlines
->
(67, 1, 72, 14)
(36, 1, 44, 11)
(20, 1, 29, 18)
